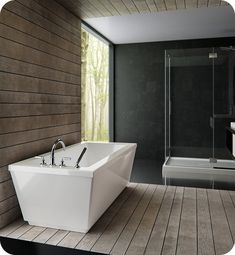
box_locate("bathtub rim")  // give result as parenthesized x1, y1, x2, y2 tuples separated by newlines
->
(8, 142, 137, 178)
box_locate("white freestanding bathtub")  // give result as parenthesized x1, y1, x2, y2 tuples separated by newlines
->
(9, 142, 137, 233)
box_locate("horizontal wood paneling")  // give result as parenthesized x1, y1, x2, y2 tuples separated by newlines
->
(0, 196, 19, 215)
(0, 91, 80, 104)
(0, 123, 80, 149)
(0, 104, 80, 118)
(0, 132, 80, 168)
(0, 56, 80, 85)
(34, 0, 81, 29)
(0, 36, 80, 75)
(0, 72, 80, 97)
(19, 0, 81, 37)
(0, 23, 80, 64)
(0, 207, 22, 229)
(0, 0, 81, 229)
(0, 167, 11, 183)
(0, 8, 80, 56)
(0, 114, 81, 134)
(0, 181, 15, 202)
(5, 1, 81, 48)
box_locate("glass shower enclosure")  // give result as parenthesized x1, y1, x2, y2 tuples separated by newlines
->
(163, 46, 235, 183)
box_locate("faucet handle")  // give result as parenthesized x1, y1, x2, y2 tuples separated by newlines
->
(35, 156, 47, 166)
(59, 157, 71, 167)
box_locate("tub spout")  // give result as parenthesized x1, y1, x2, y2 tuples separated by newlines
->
(51, 138, 66, 166)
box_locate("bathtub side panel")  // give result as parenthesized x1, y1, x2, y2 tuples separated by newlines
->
(88, 147, 136, 228)
(10, 171, 92, 232)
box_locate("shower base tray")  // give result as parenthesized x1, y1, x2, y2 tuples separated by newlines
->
(163, 157, 235, 182)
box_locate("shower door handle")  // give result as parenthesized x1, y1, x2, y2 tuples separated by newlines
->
(210, 117, 214, 128)
(169, 100, 171, 115)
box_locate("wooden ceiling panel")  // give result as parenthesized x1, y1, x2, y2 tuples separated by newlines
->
(176, 0, 186, 9)
(145, 0, 158, 12)
(198, 0, 208, 7)
(55, 0, 230, 19)
(208, 0, 222, 6)
(98, 0, 120, 16)
(109, 0, 130, 15)
(185, 0, 198, 8)
(122, 0, 139, 13)
(86, 0, 112, 16)
(133, 0, 151, 12)
(165, 0, 177, 10)
(154, 0, 167, 11)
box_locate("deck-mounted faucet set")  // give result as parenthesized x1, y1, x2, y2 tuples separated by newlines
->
(35, 138, 87, 168)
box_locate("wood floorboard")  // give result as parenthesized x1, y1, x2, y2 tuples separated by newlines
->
(33, 228, 58, 244)
(176, 187, 197, 255)
(111, 184, 156, 255)
(161, 187, 184, 255)
(125, 185, 167, 255)
(0, 218, 25, 237)
(0, 183, 234, 255)
(91, 183, 148, 254)
(197, 188, 215, 255)
(7, 223, 33, 239)
(45, 230, 69, 246)
(57, 231, 85, 248)
(20, 226, 46, 241)
(220, 190, 235, 242)
(229, 191, 235, 207)
(145, 186, 176, 255)
(207, 189, 234, 255)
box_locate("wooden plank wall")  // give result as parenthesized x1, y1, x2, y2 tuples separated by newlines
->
(0, 0, 81, 228)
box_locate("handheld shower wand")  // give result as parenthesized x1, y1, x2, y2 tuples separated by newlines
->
(75, 147, 87, 168)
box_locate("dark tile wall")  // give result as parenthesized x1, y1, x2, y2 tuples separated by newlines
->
(114, 37, 235, 160)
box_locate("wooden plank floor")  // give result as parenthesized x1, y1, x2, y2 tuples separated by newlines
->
(0, 183, 235, 255)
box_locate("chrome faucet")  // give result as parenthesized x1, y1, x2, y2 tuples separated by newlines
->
(51, 139, 66, 166)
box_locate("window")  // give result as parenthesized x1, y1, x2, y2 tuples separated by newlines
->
(81, 26, 110, 142)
